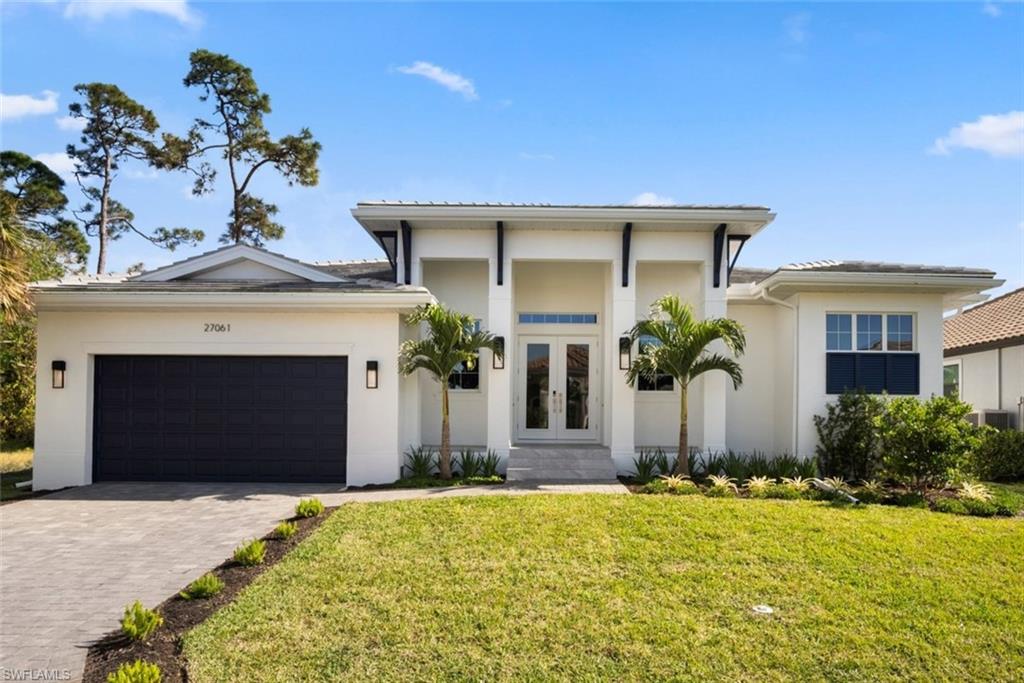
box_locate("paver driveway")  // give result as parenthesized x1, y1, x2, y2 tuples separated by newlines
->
(0, 480, 625, 681)
(0, 482, 347, 682)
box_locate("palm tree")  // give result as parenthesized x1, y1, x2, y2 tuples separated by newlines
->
(626, 294, 746, 477)
(399, 303, 503, 479)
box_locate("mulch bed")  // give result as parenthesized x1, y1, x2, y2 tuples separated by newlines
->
(82, 507, 336, 683)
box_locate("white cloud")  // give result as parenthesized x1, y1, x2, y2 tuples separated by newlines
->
(783, 12, 810, 44)
(34, 152, 76, 178)
(396, 61, 478, 100)
(1, 90, 59, 121)
(930, 111, 1024, 158)
(126, 167, 159, 180)
(629, 192, 677, 206)
(982, 1, 1002, 17)
(55, 114, 86, 131)
(63, 0, 201, 28)
(519, 152, 555, 161)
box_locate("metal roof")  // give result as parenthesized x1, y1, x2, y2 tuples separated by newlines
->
(356, 200, 771, 211)
(731, 260, 995, 285)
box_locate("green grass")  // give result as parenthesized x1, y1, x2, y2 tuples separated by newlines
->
(0, 441, 33, 502)
(986, 481, 1024, 514)
(184, 495, 1023, 682)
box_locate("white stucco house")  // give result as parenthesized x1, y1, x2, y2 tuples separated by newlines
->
(943, 286, 1023, 430)
(31, 202, 1003, 489)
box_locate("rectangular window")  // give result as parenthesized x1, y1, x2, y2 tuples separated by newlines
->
(826, 313, 914, 352)
(943, 363, 960, 398)
(826, 314, 852, 351)
(856, 314, 883, 351)
(887, 314, 914, 351)
(518, 313, 598, 324)
(637, 334, 674, 391)
(448, 319, 481, 390)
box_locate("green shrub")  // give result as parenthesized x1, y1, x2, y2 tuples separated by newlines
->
(854, 480, 886, 504)
(274, 521, 299, 539)
(932, 497, 968, 515)
(403, 445, 437, 479)
(120, 601, 163, 641)
(295, 498, 325, 518)
(885, 491, 927, 508)
(461, 475, 504, 486)
(702, 451, 725, 479)
(764, 483, 803, 500)
(455, 449, 482, 478)
(233, 539, 266, 566)
(721, 451, 749, 481)
(875, 396, 981, 492)
(632, 450, 660, 484)
(970, 428, 1024, 481)
(988, 484, 1024, 516)
(961, 498, 1001, 517)
(480, 449, 502, 477)
(814, 390, 884, 482)
(106, 659, 162, 683)
(642, 479, 669, 494)
(767, 454, 801, 479)
(652, 448, 675, 476)
(180, 572, 224, 600)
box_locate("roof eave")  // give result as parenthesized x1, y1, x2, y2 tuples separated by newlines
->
(33, 289, 434, 312)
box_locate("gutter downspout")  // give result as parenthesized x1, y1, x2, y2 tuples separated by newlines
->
(759, 287, 800, 458)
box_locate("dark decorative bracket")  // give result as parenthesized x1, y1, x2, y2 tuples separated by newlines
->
(400, 220, 412, 285)
(621, 222, 632, 287)
(496, 221, 504, 286)
(712, 223, 727, 288)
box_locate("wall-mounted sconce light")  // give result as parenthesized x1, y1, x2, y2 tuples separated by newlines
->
(492, 336, 505, 370)
(619, 337, 631, 370)
(366, 360, 379, 389)
(52, 360, 66, 389)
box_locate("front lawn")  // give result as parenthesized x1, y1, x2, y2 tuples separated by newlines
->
(184, 495, 1023, 681)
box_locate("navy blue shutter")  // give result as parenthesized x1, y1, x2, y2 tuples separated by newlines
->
(826, 353, 856, 394)
(886, 353, 920, 394)
(856, 354, 887, 393)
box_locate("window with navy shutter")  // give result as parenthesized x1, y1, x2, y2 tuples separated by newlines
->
(824, 313, 919, 395)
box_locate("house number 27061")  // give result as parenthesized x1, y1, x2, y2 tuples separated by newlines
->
(204, 323, 231, 332)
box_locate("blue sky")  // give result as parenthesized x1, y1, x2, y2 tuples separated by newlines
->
(2, 1, 1022, 294)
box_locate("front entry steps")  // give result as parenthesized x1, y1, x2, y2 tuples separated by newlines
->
(506, 445, 618, 482)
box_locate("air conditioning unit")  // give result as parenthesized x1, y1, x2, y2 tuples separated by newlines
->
(967, 410, 1011, 430)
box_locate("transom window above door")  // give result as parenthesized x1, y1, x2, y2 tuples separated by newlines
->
(518, 313, 598, 324)
(826, 313, 914, 352)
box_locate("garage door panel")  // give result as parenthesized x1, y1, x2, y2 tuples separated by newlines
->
(94, 355, 347, 483)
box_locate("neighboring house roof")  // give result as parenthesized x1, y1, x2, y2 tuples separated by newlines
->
(733, 260, 995, 284)
(944, 286, 1024, 356)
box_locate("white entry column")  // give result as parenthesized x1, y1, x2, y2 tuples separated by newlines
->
(610, 257, 636, 474)
(702, 260, 729, 454)
(486, 254, 513, 461)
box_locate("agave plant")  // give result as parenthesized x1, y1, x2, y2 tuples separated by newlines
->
(744, 475, 773, 495)
(956, 481, 993, 502)
(707, 474, 738, 491)
(781, 476, 811, 492)
(821, 476, 849, 493)
(859, 479, 885, 495)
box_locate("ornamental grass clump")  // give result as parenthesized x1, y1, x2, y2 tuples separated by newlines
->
(180, 573, 224, 600)
(295, 498, 324, 518)
(632, 450, 660, 484)
(274, 520, 299, 539)
(743, 476, 773, 498)
(233, 539, 266, 566)
(120, 601, 163, 641)
(106, 659, 162, 683)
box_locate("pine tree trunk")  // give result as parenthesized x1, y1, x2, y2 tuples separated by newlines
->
(95, 157, 112, 275)
(674, 386, 690, 476)
(439, 387, 452, 479)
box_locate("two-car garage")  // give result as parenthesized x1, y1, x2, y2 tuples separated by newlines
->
(92, 355, 348, 483)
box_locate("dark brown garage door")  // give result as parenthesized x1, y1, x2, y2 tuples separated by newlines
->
(93, 356, 347, 483)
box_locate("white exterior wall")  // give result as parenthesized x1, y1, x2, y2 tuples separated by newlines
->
(33, 309, 403, 490)
(419, 260, 489, 447)
(794, 292, 945, 457)
(726, 304, 779, 453)
(947, 344, 1024, 429)
(634, 262, 704, 449)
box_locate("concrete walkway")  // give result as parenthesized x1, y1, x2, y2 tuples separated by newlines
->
(0, 480, 626, 681)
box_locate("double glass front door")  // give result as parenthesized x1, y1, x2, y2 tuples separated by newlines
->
(516, 336, 598, 441)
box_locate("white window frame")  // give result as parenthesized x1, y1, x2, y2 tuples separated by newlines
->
(448, 319, 483, 393)
(943, 360, 962, 399)
(825, 312, 916, 353)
